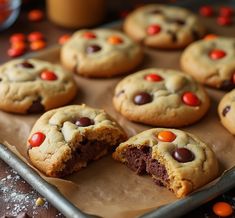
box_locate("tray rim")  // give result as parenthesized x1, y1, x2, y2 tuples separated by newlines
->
(1, 4, 235, 217)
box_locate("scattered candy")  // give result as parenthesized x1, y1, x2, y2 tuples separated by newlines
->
(134, 92, 152, 105)
(203, 34, 218, 40)
(40, 70, 57, 81)
(217, 16, 232, 26)
(11, 41, 27, 50)
(30, 40, 46, 51)
(35, 197, 45, 206)
(209, 49, 226, 60)
(107, 35, 123, 44)
(9, 33, 26, 43)
(83, 32, 96, 39)
(86, 44, 101, 53)
(199, 5, 213, 17)
(28, 9, 44, 22)
(145, 73, 163, 82)
(147, 24, 161, 35)
(213, 201, 233, 217)
(7, 48, 25, 58)
(219, 6, 233, 17)
(58, 34, 71, 45)
(75, 117, 94, 127)
(182, 92, 201, 106)
(157, 131, 176, 142)
(172, 148, 194, 163)
(27, 31, 44, 42)
(28, 132, 45, 147)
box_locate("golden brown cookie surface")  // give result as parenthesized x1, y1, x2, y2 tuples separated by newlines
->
(113, 128, 219, 198)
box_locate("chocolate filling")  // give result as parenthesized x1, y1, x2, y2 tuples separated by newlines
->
(167, 30, 177, 43)
(123, 147, 169, 186)
(220, 80, 235, 91)
(58, 139, 110, 177)
(27, 98, 45, 114)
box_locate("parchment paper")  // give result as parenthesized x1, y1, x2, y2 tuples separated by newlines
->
(1, 18, 235, 218)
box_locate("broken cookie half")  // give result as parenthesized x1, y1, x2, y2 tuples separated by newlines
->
(113, 128, 219, 198)
(27, 104, 127, 177)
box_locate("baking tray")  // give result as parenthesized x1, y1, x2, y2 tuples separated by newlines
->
(1, 1, 235, 217)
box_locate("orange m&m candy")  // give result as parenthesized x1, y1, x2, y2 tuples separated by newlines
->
(147, 24, 161, 35)
(157, 131, 176, 142)
(30, 40, 46, 51)
(182, 92, 201, 106)
(28, 132, 45, 147)
(145, 74, 163, 82)
(40, 70, 57, 81)
(107, 35, 123, 45)
(203, 34, 218, 41)
(213, 202, 233, 217)
(28, 9, 44, 22)
(11, 41, 27, 50)
(58, 34, 71, 45)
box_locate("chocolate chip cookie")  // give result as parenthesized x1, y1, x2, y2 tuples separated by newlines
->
(124, 4, 205, 49)
(27, 104, 127, 177)
(218, 89, 235, 134)
(181, 37, 235, 90)
(113, 68, 210, 127)
(61, 28, 143, 77)
(0, 59, 77, 114)
(113, 128, 219, 198)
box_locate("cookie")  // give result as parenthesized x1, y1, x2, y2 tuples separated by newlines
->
(113, 128, 219, 198)
(27, 104, 127, 177)
(124, 4, 205, 49)
(113, 68, 210, 127)
(181, 37, 235, 90)
(61, 28, 143, 77)
(218, 89, 235, 134)
(0, 59, 77, 114)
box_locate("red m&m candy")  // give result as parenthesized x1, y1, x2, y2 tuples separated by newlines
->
(147, 24, 161, 35)
(217, 16, 232, 26)
(40, 70, 57, 81)
(145, 73, 163, 82)
(209, 49, 226, 60)
(7, 48, 25, 58)
(28, 132, 45, 147)
(28, 9, 44, 22)
(182, 92, 201, 106)
(28, 31, 44, 42)
(199, 5, 213, 17)
(9, 33, 26, 43)
(219, 7, 233, 17)
(83, 32, 96, 39)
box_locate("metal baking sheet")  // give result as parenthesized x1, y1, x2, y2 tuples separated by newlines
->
(1, 1, 235, 217)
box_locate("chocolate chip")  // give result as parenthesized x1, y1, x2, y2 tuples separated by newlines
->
(134, 92, 152, 105)
(151, 9, 162, 14)
(222, 105, 231, 116)
(17, 61, 34, 68)
(86, 45, 101, 53)
(167, 30, 177, 43)
(191, 29, 200, 41)
(172, 148, 194, 163)
(75, 117, 94, 127)
(27, 98, 45, 114)
(220, 80, 235, 91)
(167, 18, 185, 25)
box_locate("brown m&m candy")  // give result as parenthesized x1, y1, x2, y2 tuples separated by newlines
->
(75, 117, 94, 127)
(17, 61, 34, 68)
(134, 92, 152, 105)
(86, 45, 101, 53)
(172, 147, 194, 163)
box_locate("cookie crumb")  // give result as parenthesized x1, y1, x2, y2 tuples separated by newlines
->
(35, 197, 45, 206)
